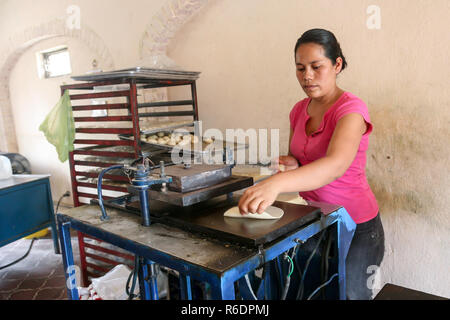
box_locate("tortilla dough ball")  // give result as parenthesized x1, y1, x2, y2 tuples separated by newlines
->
(191, 135, 199, 144)
(203, 137, 213, 144)
(177, 139, 190, 147)
(167, 138, 177, 146)
(157, 138, 167, 145)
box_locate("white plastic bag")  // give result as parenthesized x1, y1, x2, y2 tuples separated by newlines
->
(90, 264, 137, 300)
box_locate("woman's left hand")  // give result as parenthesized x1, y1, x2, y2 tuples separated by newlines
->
(238, 178, 282, 215)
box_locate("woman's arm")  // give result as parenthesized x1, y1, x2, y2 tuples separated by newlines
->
(238, 113, 366, 214)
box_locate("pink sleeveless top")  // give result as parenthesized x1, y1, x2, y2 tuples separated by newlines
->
(289, 92, 378, 224)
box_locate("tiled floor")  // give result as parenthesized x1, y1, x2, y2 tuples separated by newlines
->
(0, 209, 80, 300)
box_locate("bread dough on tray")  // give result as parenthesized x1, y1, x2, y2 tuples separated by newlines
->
(224, 206, 284, 220)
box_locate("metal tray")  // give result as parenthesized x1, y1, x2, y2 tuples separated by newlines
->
(112, 67, 200, 76)
(119, 134, 248, 156)
(139, 120, 195, 135)
(72, 67, 200, 82)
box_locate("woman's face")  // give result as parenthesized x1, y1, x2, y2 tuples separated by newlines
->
(295, 43, 342, 99)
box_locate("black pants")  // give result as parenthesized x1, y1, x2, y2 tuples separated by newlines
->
(345, 213, 385, 300)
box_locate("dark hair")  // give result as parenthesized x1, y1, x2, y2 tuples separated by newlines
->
(294, 28, 347, 72)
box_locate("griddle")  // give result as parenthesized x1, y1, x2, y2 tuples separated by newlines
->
(122, 194, 322, 247)
(162, 196, 321, 247)
(92, 162, 321, 247)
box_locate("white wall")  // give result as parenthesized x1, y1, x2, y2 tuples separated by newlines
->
(0, 0, 449, 298)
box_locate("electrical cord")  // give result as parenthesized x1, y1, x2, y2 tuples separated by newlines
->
(294, 247, 304, 287)
(296, 229, 327, 300)
(126, 255, 140, 300)
(307, 273, 339, 300)
(320, 229, 333, 299)
(244, 274, 258, 300)
(0, 238, 36, 270)
(280, 245, 298, 300)
(56, 191, 70, 214)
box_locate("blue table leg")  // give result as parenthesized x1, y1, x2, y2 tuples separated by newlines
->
(210, 278, 235, 300)
(138, 258, 159, 300)
(148, 261, 159, 300)
(179, 274, 193, 300)
(50, 222, 61, 254)
(58, 220, 79, 300)
(336, 208, 356, 300)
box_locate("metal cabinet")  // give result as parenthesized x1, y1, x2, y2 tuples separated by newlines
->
(0, 174, 59, 253)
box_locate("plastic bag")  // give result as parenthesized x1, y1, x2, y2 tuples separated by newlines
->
(90, 264, 136, 300)
(39, 90, 75, 162)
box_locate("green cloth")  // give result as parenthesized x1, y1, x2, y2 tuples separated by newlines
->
(39, 90, 75, 162)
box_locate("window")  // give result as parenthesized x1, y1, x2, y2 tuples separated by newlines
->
(37, 46, 72, 78)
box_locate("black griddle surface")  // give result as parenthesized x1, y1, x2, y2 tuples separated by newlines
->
(158, 195, 322, 247)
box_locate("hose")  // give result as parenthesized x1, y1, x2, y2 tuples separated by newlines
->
(97, 164, 124, 221)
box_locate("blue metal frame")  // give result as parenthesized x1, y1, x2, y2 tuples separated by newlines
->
(57, 206, 355, 300)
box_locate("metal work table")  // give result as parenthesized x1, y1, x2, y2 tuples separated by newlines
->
(0, 174, 59, 253)
(57, 199, 355, 300)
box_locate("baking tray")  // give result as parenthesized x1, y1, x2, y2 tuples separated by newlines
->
(119, 134, 248, 156)
(71, 67, 200, 82)
(139, 120, 195, 135)
(112, 67, 200, 76)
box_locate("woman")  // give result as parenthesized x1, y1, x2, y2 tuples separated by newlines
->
(238, 28, 385, 300)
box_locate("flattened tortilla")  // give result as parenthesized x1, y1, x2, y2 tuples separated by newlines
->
(224, 206, 284, 220)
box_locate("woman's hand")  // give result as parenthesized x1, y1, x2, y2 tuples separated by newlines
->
(238, 177, 282, 215)
(271, 155, 299, 173)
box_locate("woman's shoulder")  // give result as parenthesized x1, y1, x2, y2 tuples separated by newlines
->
(339, 92, 367, 109)
(332, 91, 371, 123)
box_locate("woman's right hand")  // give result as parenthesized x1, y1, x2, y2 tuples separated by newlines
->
(271, 155, 299, 173)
